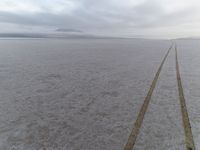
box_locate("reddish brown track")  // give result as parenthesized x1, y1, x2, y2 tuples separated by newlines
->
(175, 44, 196, 150)
(124, 45, 172, 150)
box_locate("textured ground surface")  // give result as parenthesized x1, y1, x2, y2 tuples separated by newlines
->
(176, 40, 200, 149)
(0, 38, 199, 150)
(134, 44, 185, 150)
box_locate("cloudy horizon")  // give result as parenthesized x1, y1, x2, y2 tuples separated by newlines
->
(0, 0, 200, 38)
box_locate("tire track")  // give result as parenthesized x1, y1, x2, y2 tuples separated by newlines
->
(124, 44, 173, 150)
(175, 44, 196, 150)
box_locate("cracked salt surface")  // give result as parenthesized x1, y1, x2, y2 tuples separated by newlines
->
(0, 38, 198, 150)
(175, 40, 200, 149)
(134, 45, 185, 150)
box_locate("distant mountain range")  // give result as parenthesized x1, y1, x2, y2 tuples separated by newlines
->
(0, 28, 86, 38)
(1, 31, 200, 40)
(0, 33, 98, 39)
(0, 33, 125, 39)
(0, 33, 47, 38)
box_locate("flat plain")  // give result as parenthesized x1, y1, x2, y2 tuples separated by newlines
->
(0, 38, 199, 150)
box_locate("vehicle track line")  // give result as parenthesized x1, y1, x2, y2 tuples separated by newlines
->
(124, 44, 173, 150)
(175, 44, 196, 150)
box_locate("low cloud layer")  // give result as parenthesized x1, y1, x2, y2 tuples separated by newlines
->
(0, 0, 200, 38)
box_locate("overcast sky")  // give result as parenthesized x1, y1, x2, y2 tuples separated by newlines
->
(0, 0, 200, 38)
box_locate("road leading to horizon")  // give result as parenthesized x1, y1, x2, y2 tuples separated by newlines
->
(0, 38, 199, 150)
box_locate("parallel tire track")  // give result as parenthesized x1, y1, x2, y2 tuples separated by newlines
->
(175, 44, 196, 150)
(124, 45, 173, 150)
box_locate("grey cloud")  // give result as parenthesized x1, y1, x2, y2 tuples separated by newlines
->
(56, 28, 82, 33)
(0, 0, 199, 38)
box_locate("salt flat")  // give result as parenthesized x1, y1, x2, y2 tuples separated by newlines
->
(176, 40, 200, 149)
(134, 43, 185, 149)
(0, 38, 198, 150)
